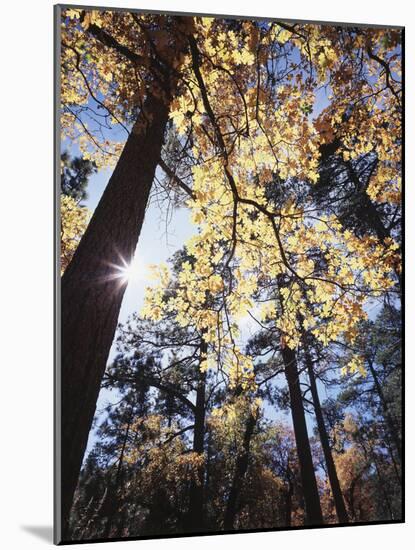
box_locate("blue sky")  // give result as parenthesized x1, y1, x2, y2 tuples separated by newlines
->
(80, 166, 198, 455)
(83, 166, 197, 360)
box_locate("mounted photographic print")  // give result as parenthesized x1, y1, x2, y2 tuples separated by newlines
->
(54, 4, 404, 544)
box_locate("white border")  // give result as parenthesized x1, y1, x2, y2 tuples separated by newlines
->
(1, 1, 411, 548)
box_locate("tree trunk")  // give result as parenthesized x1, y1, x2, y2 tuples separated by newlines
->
(281, 346, 323, 525)
(284, 477, 293, 527)
(187, 339, 207, 532)
(223, 410, 257, 530)
(60, 89, 177, 536)
(303, 344, 349, 524)
(102, 417, 131, 538)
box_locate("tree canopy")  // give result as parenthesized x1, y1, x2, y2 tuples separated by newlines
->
(58, 8, 402, 542)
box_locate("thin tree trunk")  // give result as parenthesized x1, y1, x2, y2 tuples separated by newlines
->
(281, 346, 323, 525)
(187, 339, 207, 532)
(102, 417, 132, 538)
(284, 477, 293, 527)
(81, 487, 108, 540)
(223, 410, 257, 530)
(303, 343, 349, 524)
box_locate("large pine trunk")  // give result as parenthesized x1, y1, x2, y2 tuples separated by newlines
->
(281, 346, 323, 525)
(60, 90, 174, 537)
(303, 344, 349, 524)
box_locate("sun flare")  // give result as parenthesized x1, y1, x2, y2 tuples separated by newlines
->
(112, 255, 143, 284)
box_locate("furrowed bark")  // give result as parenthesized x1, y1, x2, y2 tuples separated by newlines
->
(61, 92, 170, 536)
(60, 18, 191, 534)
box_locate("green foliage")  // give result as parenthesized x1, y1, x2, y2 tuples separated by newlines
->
(61, 151, 96, 202)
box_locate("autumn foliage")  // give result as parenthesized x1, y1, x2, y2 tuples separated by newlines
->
(58, 7, 402, 542)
